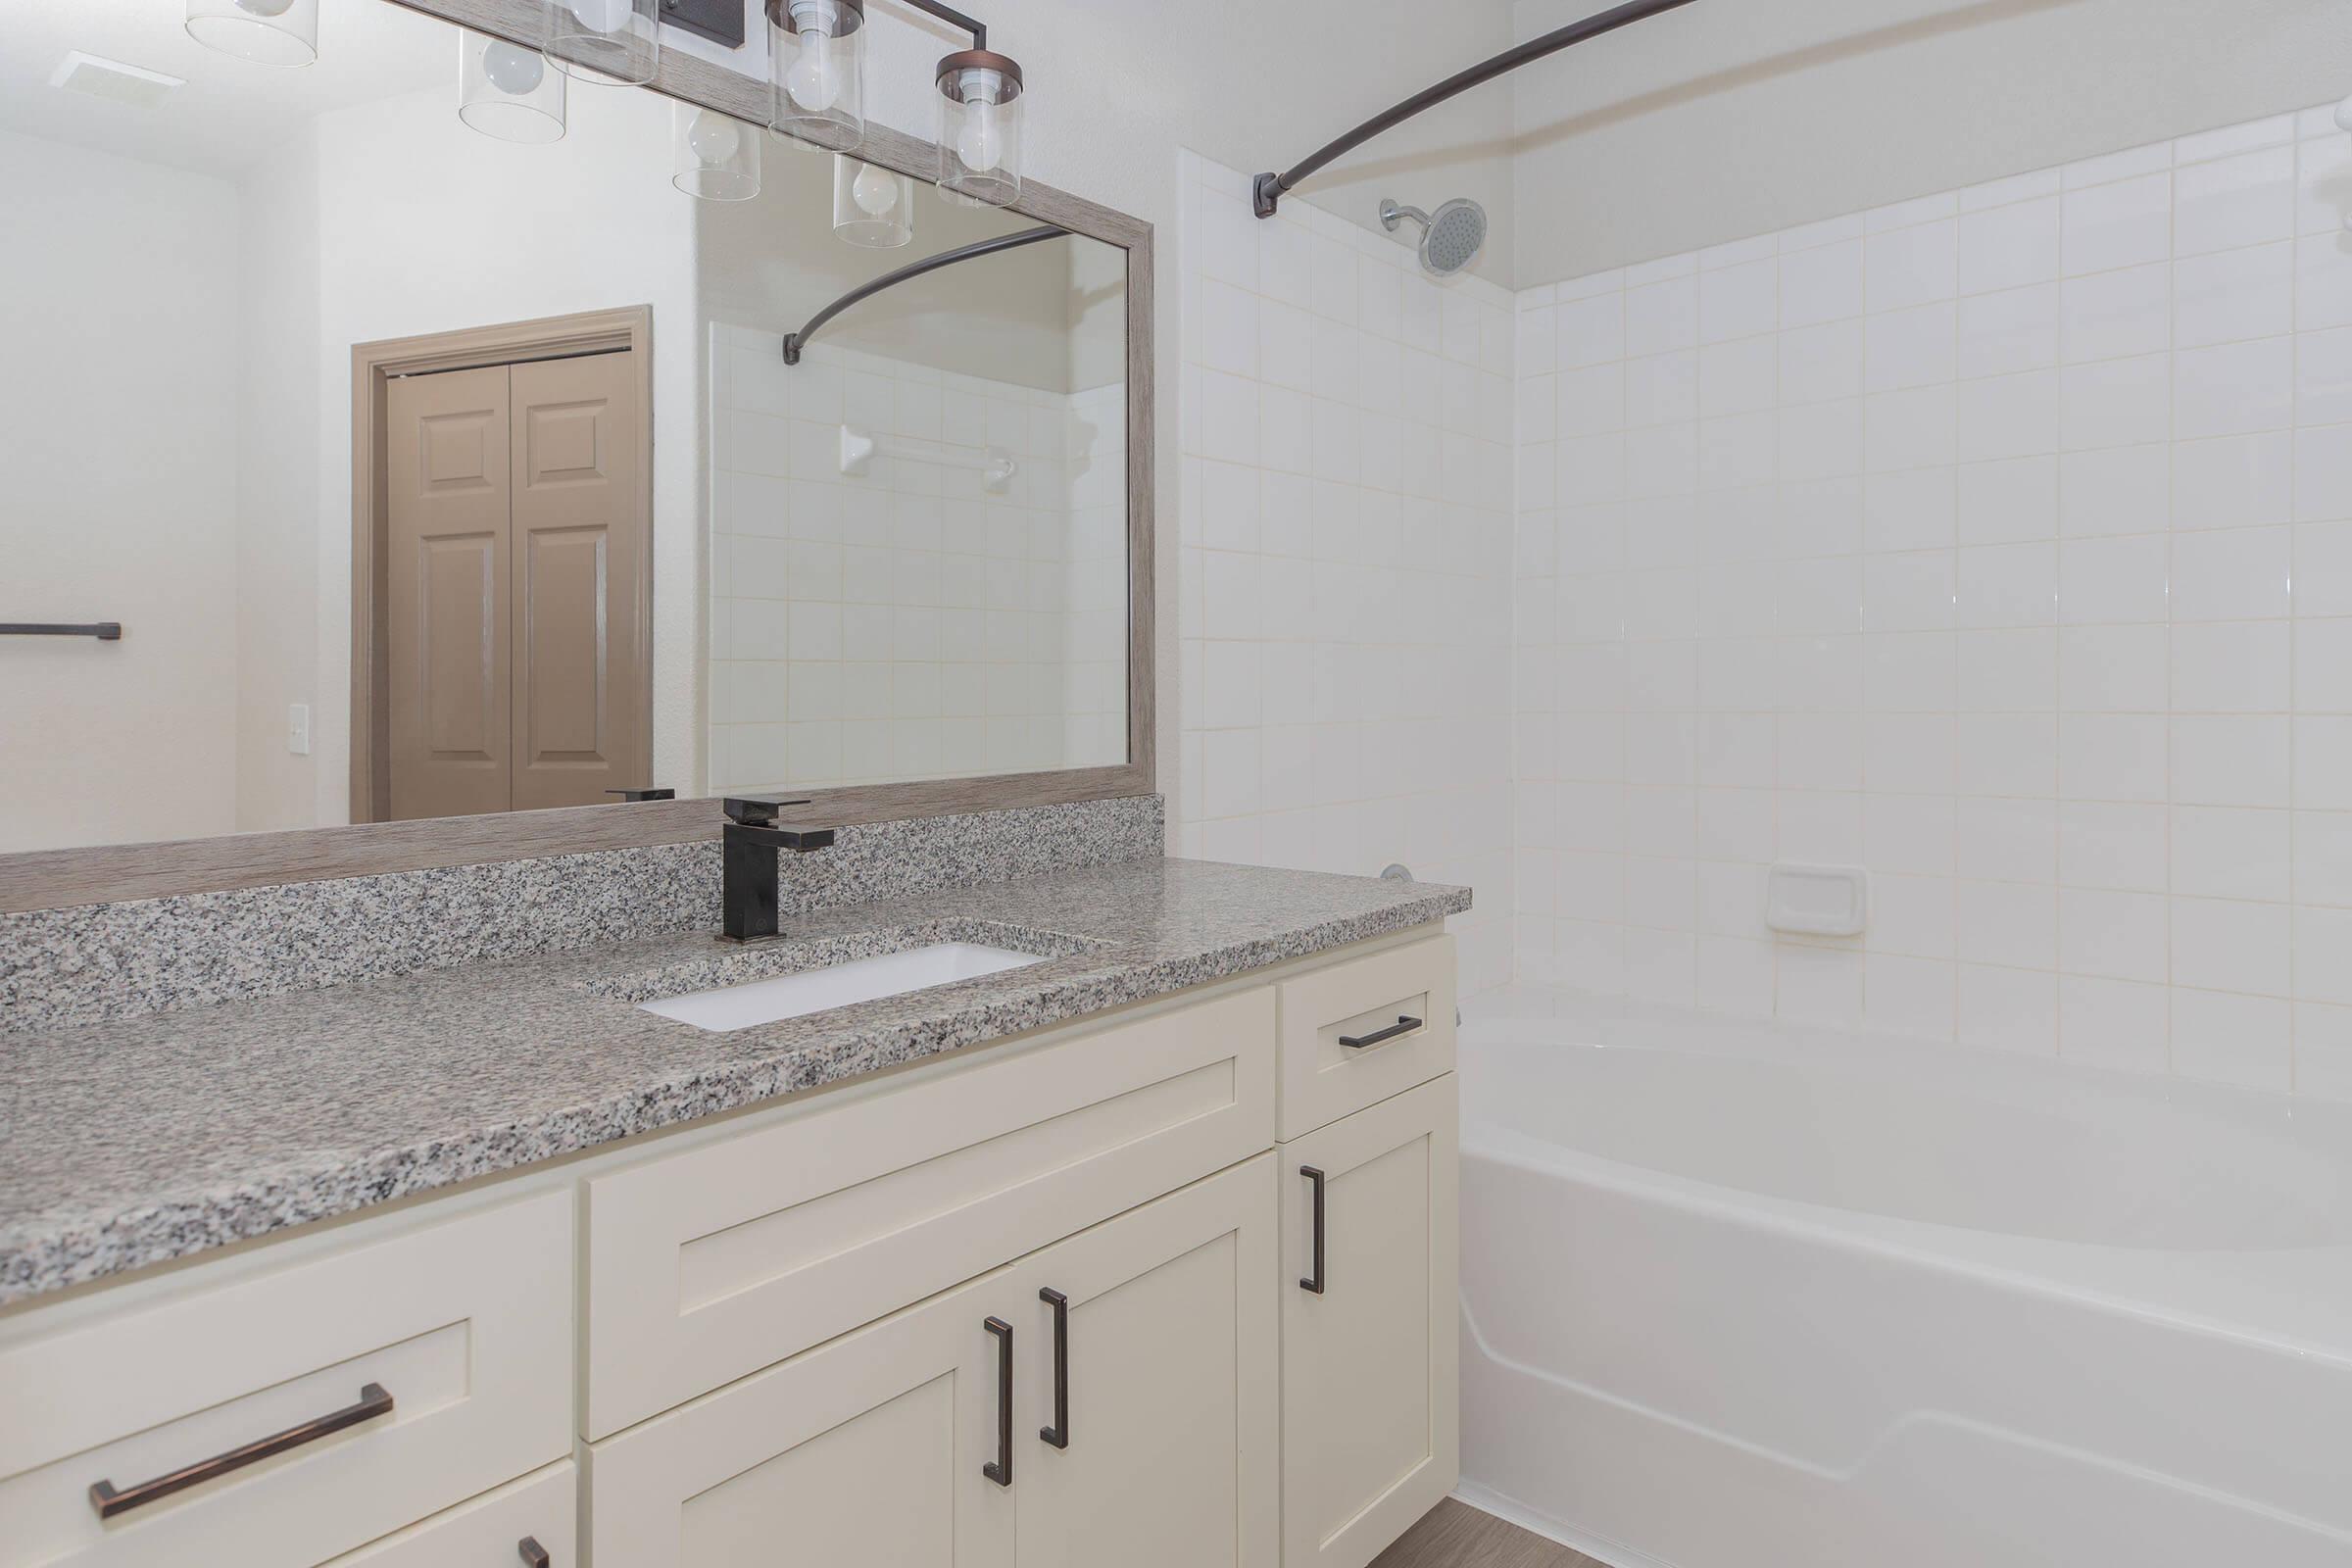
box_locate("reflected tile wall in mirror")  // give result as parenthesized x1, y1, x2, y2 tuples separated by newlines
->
(709, 333, 1128, 791)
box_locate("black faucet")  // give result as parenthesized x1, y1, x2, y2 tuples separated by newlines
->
(721, 796, 837, 942)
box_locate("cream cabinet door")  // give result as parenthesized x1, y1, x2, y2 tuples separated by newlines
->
(586, 1269, 1018, 1568)
(1014, 1155, 1278, 1568)
(1280, 1076, 1459, 1568)
(318, 1461, 572, 1568)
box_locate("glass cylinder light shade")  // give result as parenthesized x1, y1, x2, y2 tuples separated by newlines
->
(541, 0, 658, 86)
(832, 157, 913, 248)
(184, 0, 319, 67)
(766, 0, 865, 154)
(936, 52, 1023, 208)
(673, 104, 760, 201)
(459, 32, 565, 144)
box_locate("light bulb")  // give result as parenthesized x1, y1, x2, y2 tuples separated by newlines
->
(956, 97, 1003, 172)
(566, 0, 632, 31)
(236, 0, 298, 15)
(2337, 93, 2352, 134)
(687, 111, 742, 166)
(786, 29, 840, 113)
(481, 40, 545, 96)
(851, 163, 899, 217)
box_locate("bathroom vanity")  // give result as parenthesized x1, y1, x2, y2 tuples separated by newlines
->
(0, 1, 1464, 1561)
(0, 856, 1466, 1568)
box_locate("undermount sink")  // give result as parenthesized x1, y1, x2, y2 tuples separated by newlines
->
(636, 942, 1046, 1032)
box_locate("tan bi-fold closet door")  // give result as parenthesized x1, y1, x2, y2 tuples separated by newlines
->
(387, 364, 513, 822)
(508, 350, 645, 812)
(385, 349, 646, 821)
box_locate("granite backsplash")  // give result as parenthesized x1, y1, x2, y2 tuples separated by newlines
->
(0, 796, 1164, 1033)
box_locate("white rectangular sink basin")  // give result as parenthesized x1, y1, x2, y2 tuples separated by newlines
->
(638, 942, 1045, 1032)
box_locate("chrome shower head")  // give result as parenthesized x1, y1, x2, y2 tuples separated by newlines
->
(1380, 195, 1488, 277)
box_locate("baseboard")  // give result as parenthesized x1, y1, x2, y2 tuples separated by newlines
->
(1449, 1483, 1680, 1568)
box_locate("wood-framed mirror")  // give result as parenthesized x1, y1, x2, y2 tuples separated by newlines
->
(0, 0, 1152, 912)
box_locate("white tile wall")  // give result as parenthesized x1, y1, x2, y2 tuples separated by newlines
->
(1175, 151, 1517, 993)
(1513, 102, 2352, 1093)
(708, 323, 1127, 793)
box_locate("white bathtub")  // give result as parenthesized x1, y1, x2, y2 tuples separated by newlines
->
(1455, 988, 2352, 1568)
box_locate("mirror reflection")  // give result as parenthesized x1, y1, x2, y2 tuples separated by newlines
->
(0, 0, 1128, 857)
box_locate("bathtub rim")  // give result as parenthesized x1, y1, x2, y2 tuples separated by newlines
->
(1458, 990, 2352, 1366)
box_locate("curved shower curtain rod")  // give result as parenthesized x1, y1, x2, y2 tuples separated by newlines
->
(1251, 0, 1702, 219)
(783, 224, 1069, 365)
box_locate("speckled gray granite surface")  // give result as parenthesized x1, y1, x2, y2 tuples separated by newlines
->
(0, 796, 1163, 1034)
(0, 858, 1468, 1303)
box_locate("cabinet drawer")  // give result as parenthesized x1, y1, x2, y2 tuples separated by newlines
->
(320, 1461, 573, 1568)
(584, 985, 1276, 1438)
(0, 1192, 570, 1568)
(1277, 937, 1454, 1140)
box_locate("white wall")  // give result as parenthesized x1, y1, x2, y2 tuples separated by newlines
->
(235, 130, 323, 833)
(0, 129, 239, 853)
(1176, 151, 1519, 994)
(1510, 0, 2352, 286)
(1512, 99, 2352, 1093)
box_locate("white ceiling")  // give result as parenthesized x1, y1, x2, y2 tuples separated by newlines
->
(0, 0, 450, 179)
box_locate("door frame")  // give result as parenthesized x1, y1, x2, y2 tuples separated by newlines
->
(350, 305, 654, 824)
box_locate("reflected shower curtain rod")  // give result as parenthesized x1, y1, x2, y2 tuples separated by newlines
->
(1250, 0, 1702, 219)
(783, 224, 1068, 365)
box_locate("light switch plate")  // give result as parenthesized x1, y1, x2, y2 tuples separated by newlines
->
(660, 0, 746, 48)
(287, 703, 311, 757)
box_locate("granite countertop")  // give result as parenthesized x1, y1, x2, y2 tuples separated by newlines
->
(0, 858, 1469, 1305)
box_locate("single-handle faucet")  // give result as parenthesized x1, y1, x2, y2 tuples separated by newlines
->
(721, 795, 836, 942)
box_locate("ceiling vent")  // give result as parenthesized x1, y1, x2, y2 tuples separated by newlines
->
(48, 52, 187, 109)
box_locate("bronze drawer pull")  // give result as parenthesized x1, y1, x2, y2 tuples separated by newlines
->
(1039, 1288, 1070, 1450)
(88, 1382, 394, 1519)
(1339, 1015, 1422, 1050)
(518, 1538, 552, 1567)
(982, 1318, 1014, 1487)
(1299, 1166, 1327, 1294)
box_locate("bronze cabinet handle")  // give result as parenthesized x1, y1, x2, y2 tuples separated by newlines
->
(1339, 1015, 1423, 1050)
(1039, 1288, 1070, 1450)
(982, 1318, 1013, 1487)
(1299, 1166, 1328, 1294)
(518, 1539, 552, 1567)
(88, 1383, 394, 1518)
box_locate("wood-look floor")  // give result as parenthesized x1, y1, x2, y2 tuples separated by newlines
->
(1371, 1499, 1610, 1568)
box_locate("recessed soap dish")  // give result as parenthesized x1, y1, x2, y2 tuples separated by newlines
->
(1765, 863, 1868, 937)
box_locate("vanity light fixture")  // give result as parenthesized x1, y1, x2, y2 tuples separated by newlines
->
(459, 32, 566, 144)
(673, 103, 761, 200)
(766, 0, 866, 153)
(833, 156, 914, 247)
(184, 0, 318, 68)
(542, 0, 660, 86)
(935, 43, 1022, 207)
(765, 0, 1027, 208)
